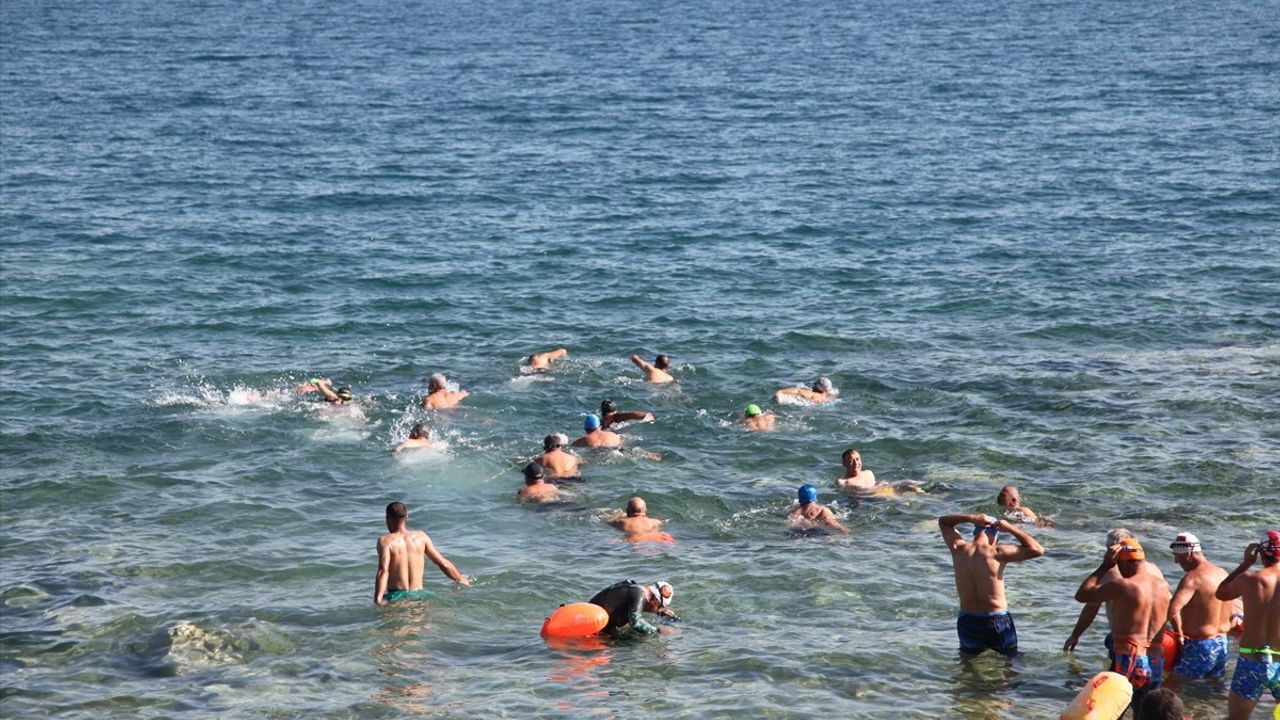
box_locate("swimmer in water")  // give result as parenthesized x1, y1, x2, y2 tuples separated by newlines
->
(525, 348, 568, 372)
(296, 376, 328, 393)
(422, 373, 469, 410)
(940, 513, 1044, 657)
(374, 501, 470, 605)
(309, 378, 353, 405)
(996, 485, 1052, 526)
(572, 414, 622, 449)
(393, 423, 440, 456)
(599, 399, 655, 430)
(788, 484, 850, 535)
(588, 580, 678, 635)
(516, 462, 561, 504)
(741, 404, 776, 431)
(773, 377, 837, 404)
(606, 496, 665, 538)
(534, 434, 582, 481)
(835, 448, 924, 495)
(630, 354, 674, 384)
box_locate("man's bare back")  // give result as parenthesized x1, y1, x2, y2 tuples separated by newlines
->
(940, 514, 1044, 613)
(536, 447, 581, 478)
(375, 502, 469, 605)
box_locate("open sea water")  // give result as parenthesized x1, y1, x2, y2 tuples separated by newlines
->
(2, 0, 1277, 717)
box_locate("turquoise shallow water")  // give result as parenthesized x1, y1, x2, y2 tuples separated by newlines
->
(2, 0, 1278, 717)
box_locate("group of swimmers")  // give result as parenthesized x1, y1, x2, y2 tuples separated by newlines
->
(334, 348, 1276, 719)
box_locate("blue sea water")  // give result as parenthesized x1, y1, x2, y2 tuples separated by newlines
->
(1, 0, 1277, 717)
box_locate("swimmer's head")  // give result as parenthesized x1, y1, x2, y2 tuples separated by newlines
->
(626, 496, 646, 517)
(601, 399, 618, 416)
(408, 424, 429, 440)
(973, 524, 999, 543)
(1259, 530, 1280, 565)
(1106, 528, 1134, 547)
(650, 581, 673, 609)
(543, 434, 563, 451)
(1117, 538, 1145, 576)
(553, 433, 570, 448)
(522, 462, 545, 484)
(385, 501, 408, 529)
(744, 404, 762, 417)
(813, 377, 834, 394)
(336, 387, 353, 401)
(841, 448, 861, 470)
(428, 374, 447, 392)
(655, 354, 671, 370)
(797, 484, 818, 505)
(997, 485, 1020, 508)
(1169, 532, 1201, 556)
(583, 414, 601, 432)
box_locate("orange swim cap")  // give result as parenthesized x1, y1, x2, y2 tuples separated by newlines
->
(1117, 538, 1145, 561)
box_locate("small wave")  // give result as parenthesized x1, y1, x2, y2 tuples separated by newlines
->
(396, 445, 451, 464)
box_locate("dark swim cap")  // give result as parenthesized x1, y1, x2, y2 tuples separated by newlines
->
(798, 484, 818, 504)
(523, 462, 544, 481)
(543, 434, 562, 451)
(336, 387, 353, 400)
(601, 399, 618, 415)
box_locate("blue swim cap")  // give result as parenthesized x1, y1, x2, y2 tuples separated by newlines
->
(584, 413, 601, 431)
(798, 484, 818, 505)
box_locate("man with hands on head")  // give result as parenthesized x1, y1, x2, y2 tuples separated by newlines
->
(938, 513, 1045, 657)
(1074, 538, 1169, 711)
(1214, 530, 1280, 720)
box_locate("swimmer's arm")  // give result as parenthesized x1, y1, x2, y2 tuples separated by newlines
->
(993, 520, 1044, 563)
(630, 355, 653, 371)
(374, 538, 391, 606)
(423, 534, 470, 586)
(609, 411, 653, 424)
(938, 514, 986, 551)
(1075, 549, 1122, 603)
(1167, 577, 1196, 641)
(626, 592, 658, 634)
(1215, 544, 1259, 601)
(823, 509, 851, 535)
(1064, 602, 1102, 651)
(316, 380, 340, 402)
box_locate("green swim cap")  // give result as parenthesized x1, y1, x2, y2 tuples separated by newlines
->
(745, 404, 762, 417)
(309, 377, 321, 385)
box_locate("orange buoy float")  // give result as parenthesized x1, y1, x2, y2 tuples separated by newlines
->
(1160, 628, 1180, 671)
(626, 532, 676, 544)
(540, 602, 609, 638)
(1060, 671, 1132, 720)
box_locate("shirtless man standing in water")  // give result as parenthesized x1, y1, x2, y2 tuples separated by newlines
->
(1164, 532, 1233, 691)
(1215, 530, 1280, 720)
(1075, 539, 1170, 710)
(374, 502, 470, 605)
(939, 513, 1044, 657)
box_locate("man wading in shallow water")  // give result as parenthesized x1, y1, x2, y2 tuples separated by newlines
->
(939, 513, 1045, 657)
(375, 502, 470, 605)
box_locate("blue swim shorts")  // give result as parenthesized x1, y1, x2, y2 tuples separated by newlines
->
(1171, 635, 1228, 679)
(1230, 653, 1280, 702)
(1112, 651, 1162, 708)
(957, 611, 1018, 656)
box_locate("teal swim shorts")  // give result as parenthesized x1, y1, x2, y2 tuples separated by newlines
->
(382, 589, 435, 603)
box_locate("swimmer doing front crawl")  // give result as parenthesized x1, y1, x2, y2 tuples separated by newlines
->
(525, 348, 568, 372)
(773, 377, 837, 404)
(374, 502, 470, 605)
(422, 373, 469, 410)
